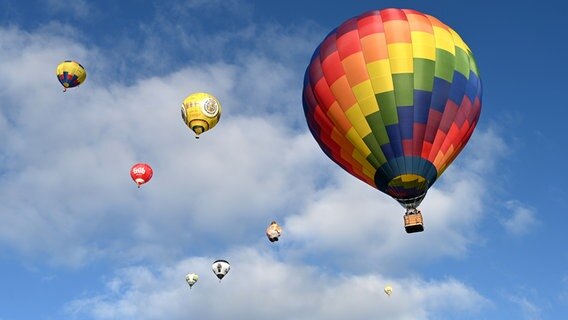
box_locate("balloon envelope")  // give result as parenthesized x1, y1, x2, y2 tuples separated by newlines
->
(56, 60, 86, 91)
(130, 163, 153, 187)
(265, 221, 282, 242)
(212, 259, 230, 280)
(302, 8, 482, 209)
(185, 273, 199, 288)
(181, 92, 222, 138)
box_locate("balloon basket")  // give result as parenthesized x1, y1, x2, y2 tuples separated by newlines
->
(404, 212, 424, 233)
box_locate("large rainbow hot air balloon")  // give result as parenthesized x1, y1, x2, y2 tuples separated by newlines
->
(302, 8, 482, 233)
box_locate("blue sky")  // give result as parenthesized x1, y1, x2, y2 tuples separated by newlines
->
(0, 0, 566, 319)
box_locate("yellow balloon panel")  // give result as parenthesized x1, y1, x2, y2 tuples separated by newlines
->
(181, 92, 222, 137)
(56, 60, 86, 90)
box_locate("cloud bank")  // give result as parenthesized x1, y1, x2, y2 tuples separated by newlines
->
(0, 6, 513, 318)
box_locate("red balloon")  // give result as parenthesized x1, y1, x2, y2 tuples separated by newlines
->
(130, 163, 153, 188)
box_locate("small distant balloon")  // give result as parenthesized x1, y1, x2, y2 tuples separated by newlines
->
(212, 259, 230, 282)
(181, 92, 222, 139)
(185, 273, 199, 289)
(56, 60, 86, 92)
(265, 221, 282, 242)
(130, 163, 153, 188)
(384, 285, 393, 297)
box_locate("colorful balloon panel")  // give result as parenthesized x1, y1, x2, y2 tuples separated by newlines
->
(56, 60, 86, 90)
(303, 8, 482, 207)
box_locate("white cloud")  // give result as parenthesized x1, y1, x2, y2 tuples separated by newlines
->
(283, 128, 506, 273)
(0, 17, 512, 273)
(65, 248, 490, 320)
(0, 11, 520, 320)
(46, 0, 92, 18)
(0, 25, 326, 267)
(457, 126, 509, 174)
(508, 295, 542, 320)
(501, 201, 539, 237)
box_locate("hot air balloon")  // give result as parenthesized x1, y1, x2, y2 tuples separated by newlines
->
(56, 60, 86, 91)
(130, 163, 153, 188)
(212, 259, 230, 282)
(302, 8, 482, 233)
(265, 221, 282, 242)
(384, 285, 393, 296)
(185, 273, 199, 289)
(181, 92, 222, 139)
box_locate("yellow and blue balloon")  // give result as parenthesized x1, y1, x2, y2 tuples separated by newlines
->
(56, 60, 86, 92)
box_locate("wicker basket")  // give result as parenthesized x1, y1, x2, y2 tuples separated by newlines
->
(404, 213, 424, 233)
